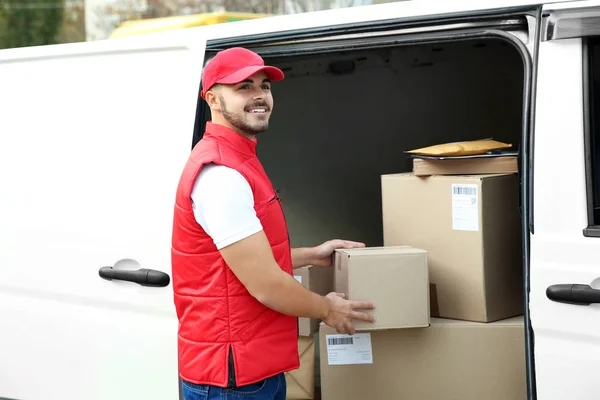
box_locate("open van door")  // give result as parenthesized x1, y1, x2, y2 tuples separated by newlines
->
(0, 31, 206, 400)
(532, 1, 600, 398)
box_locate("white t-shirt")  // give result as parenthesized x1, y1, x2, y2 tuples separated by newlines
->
(190, 163, 263, 249)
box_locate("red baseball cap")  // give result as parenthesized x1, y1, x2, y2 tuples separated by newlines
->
(200, 47, 284, 99)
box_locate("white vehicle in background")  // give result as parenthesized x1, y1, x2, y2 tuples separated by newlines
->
(1, 0, 599, 399)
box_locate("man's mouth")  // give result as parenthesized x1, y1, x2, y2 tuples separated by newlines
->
(246, 107, 268, 114)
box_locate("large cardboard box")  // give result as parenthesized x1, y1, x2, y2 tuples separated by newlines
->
(294, 266, 334, 335)
(319, 317, 526, 400)
(381, 173, 523, 322)
(333, 246, 429, 330)
(285, 335, 315, 400)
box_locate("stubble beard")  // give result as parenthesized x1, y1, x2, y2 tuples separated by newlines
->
(219, 96, 270, 136)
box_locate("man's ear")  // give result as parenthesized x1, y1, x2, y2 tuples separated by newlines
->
(205, 90, 221, 110)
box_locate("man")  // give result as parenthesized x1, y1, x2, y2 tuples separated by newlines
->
(171, 47, 375, 400)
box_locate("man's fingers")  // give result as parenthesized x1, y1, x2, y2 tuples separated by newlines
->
(344, 321, 355, 335)
(350, 300, 375, 310)
(351, 311, 376, 323)
(341, 240, 366, 249)
(344, 240, 366, 248)
(329, 239, 366, 249)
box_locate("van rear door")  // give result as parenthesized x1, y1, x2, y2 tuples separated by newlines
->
(0, 32, 206, 400)
(532, 2, 600, 399)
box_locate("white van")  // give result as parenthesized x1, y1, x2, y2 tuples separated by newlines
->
(1, 0, 599, 399)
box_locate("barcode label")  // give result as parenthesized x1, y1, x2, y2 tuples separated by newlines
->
(453, 186, 477, 196)
(451, 184, 479, 231)
(326, 333, 373, 365)
(328, 337, 354, 346)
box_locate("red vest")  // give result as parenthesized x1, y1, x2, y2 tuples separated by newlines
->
(171, 122, 299, 387)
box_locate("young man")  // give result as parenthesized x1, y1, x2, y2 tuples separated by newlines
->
(171, 47, 375, 400)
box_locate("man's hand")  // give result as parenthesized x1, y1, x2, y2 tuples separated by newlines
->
(323, 292, 375, 335)
(311, 239, 365, 267)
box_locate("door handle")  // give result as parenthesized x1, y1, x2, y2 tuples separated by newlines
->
(546, 284, 600, 305)
(99, 266, 170, 287)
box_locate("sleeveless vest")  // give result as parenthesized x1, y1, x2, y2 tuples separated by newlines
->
(171, 122, 299, 387)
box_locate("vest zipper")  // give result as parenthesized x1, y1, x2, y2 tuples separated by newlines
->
(273, 189, 290, 243)
(274, 189, 299, 337)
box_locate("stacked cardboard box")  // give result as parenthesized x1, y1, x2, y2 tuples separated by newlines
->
(411, 154, 518, 176)
(320, 316, 525, 399)
(318, 171, 526, 399)
(295, 266, 334, 336)
(333, 246, 430, 331)
(381, 173, 523, 322)
(285, 266, 334, 399)
(285, 335, 316, 400)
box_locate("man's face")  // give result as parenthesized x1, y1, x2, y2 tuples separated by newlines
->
(208, 71, 274, 137)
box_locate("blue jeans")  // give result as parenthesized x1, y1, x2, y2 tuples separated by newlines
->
(181, 373, 286, 400)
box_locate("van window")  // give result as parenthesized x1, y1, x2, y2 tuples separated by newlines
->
(587, 37, 600, 230)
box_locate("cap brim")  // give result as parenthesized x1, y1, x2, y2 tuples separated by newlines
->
(216, 65, 285, 85)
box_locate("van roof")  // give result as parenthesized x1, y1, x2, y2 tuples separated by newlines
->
(200, 0, 580, 42)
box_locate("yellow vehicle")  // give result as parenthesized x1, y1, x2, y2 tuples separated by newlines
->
(109, 11, 270, 39)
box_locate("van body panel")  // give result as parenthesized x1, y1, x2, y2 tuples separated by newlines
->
(0, 32, 207, 399)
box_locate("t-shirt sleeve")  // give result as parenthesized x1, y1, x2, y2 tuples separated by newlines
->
(190, 163, 263, 250)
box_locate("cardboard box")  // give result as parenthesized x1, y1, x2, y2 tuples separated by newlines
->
(412, 155, 518, 176)
(334, 246, 429, 330)
(381, 173, 523, 322)
(319, 317, 526, 400)
(285, 335, 315, 400)
(294, 266, 334, 335)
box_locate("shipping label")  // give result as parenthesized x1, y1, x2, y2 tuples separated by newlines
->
(451, 184, 479, 231)
(326, 333, 373, 365)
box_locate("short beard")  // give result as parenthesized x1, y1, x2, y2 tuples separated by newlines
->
(219, 95, 269, 136)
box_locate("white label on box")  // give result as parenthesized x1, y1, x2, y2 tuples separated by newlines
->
(326, 333, 373, 365)
(451, 184, 479, 231)
(294, 275, 302, 284)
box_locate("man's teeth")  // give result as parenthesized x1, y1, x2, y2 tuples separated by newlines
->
(248, 109, 266, 113)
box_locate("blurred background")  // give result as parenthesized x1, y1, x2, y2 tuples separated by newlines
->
(0, 0, 409, 49)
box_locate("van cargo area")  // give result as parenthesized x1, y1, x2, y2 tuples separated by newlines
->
(199, 37, 529, 398)
(201, 37, 525, 248)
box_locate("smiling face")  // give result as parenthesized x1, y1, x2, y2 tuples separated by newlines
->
(205, 71, 274, 139)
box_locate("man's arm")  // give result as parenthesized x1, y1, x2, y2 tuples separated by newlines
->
(291, 247, 317, 269)
(221, 231, 329, 319)
(220, 230, 376, 334)
(291, 240, 366, 269)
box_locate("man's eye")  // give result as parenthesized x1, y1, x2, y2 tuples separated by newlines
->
(262, 85, 271, 90)
(239, 85, 249, 90)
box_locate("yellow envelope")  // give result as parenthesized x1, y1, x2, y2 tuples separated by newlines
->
(406, 139, 512, 157)
(285, 336, 315, 400)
